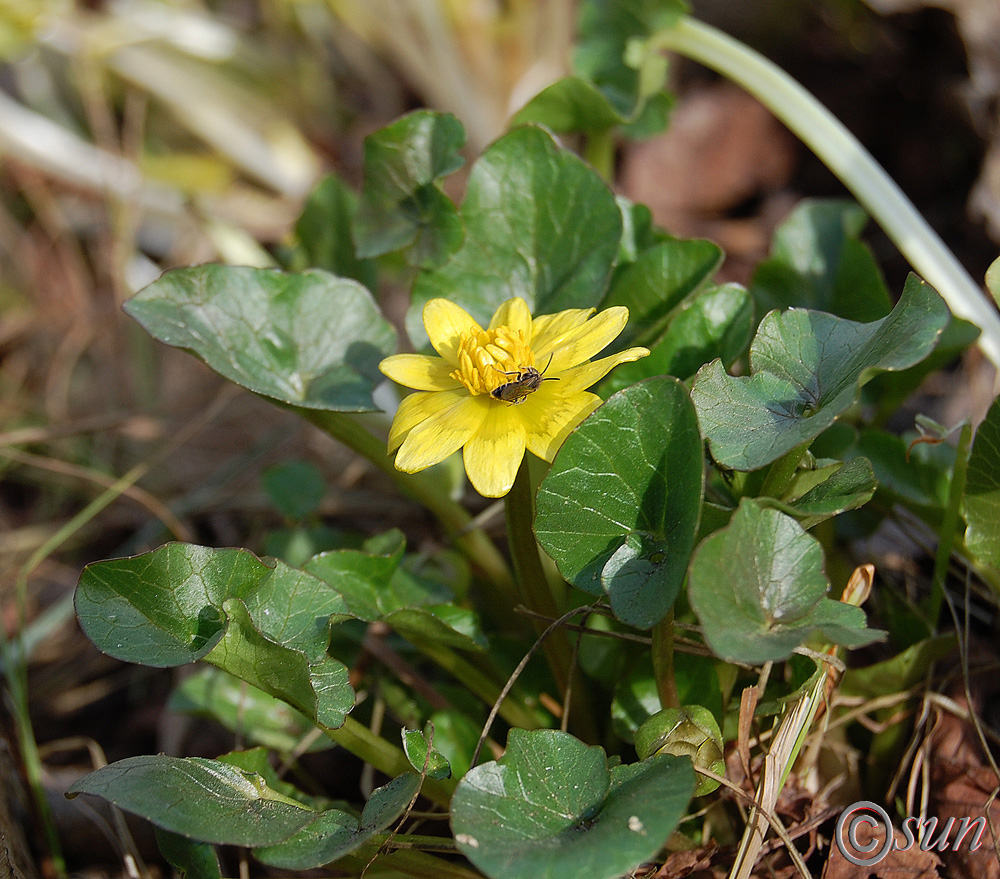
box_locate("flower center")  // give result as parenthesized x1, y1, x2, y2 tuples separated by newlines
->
(450, 325, 536, 397)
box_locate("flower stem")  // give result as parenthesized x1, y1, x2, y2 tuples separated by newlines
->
(325, 716, 456, 806)
(505, 461, 570, 686)
(654, 16, 1000, 368)
(758, 442, 809, 500)
(652, 610, 680, 710)
(585, 128, 616, 183)
(303, 409, 516, 601)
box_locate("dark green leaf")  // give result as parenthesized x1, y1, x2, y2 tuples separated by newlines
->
(965, 396, 1000, 567)
(853, 428, 954, 513)
(154, 828, 221, 879)
(536, 377, 703, 628)
(601, 283, 751, 394)
(604, 238, 723, 350)
(76, 543, 355, 728)
(67, 756, 315, 847)
(691, 275, 949, 471)
(407, 126, 621, 347)
(125, 266, 396, 411)
(840, 635, 956, 699)
(294, 175, 377, 289)
(750, 199, 891, 321)
(688, 500, 884, 663)
(763, 457, 877, 529)
(305, 535, 486, 650)
(261, 460, 326, 520)
(451, 729, 695, 879)
(354, 111, 465, 268)
(253, 774, 419, 869)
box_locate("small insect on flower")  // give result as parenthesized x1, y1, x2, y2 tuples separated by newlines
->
(379, 297, 648, 497)
(490, 354, 558, 405)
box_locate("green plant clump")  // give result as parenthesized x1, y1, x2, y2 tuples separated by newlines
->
(62, 1, 1000, 877)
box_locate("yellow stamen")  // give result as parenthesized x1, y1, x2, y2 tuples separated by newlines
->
(450, 325, 536, 396)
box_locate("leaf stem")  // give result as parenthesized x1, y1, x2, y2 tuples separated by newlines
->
(338, 846, 481, 879)
(758, 442, 809, 500)
(584, 128, 615, 183)
(652, 610, 680, 710)
(925, 422, 973, 626)
(302, 410, 516, 602)
(654, 16, 1000, 367)
(325, 717, 456, 806)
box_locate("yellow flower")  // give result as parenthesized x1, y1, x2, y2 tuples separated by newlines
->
(379, 297, 649, 497)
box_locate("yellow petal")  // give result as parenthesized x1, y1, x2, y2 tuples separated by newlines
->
(488, 297, 533, 338)
(395, 394, 487, 472)
(530, 307, 595, 354)
(519, 388, 602, 462)
(559, 346, 650, 393)
(388, 389, 466, 452)
(535, 306, 629, 373)
(380, 354, 462, 391)
(462, 403, 526, 497)
(423, 299, 482, 365)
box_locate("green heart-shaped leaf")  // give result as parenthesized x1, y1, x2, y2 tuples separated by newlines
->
(688, 500, 884, 664)
(354, 111, 465, 268)
(407, 126, 621, 347)
(76, 543, 355, 728)
(750, 199, 891, 321)
(124, 265, 396, 411)
(536, 377, 703, 628)
(450, 729, 694, 879)
(67, 756, 315, 846)
(691, 275, 949, 471)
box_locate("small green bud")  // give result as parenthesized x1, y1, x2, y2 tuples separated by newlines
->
(635, 706, 724, 796)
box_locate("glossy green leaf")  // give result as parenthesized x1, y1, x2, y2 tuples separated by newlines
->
(124, 266, 396, 411)
(407, 126, 621, 347)
(304, 533, 485, 650)
(764, 457, 877, 529)
(604, 238, 723, 350)
(423, 709, 480, 779)
(154, 827, 221, 879)
(261, 460, 326, 520)
(602, 283, 751, 394)
(536, 377, 703, 628)
(451, 729, 695, 879)
(402, 724, 452, 780)
(750, 199, 891, 321)
(67, 756, 315, 846)
(76, 543, 355, 728)
(354, 111, 465, 268)
(688, 500, 884, 664)
(254, 774, 420, 869)
(294, 174, 377, 289)
(169, 667, 331, 754)
(691, 275, 949, 471)
(964, 396, 1000, 567)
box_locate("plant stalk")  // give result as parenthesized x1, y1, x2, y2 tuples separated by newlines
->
(652, 610, 681, 710)
(655, 16, 1000, 368)
(303, 410, 516, 603)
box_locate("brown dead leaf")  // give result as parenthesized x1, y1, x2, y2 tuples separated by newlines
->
(822, 820, 943, 879)
(653, 840, 720, 878)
